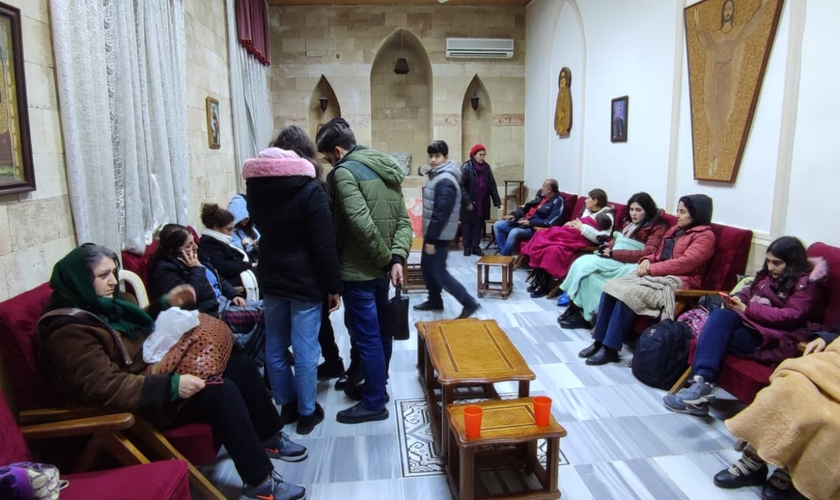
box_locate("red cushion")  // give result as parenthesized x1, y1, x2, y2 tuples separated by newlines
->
(701, 224, 753, 291)
(0, 389, 31, 464)
(0, 283, 63, 411)
(557, 192, 578, 226)
(807, 242, 840, 328)
(687, 339, 772, 404)
(571, 197, 587, 220)
(162, 423, 221, 465)
(62, 461, 191, 500)
(660, 212, 677, 227)
(611, 203, 627, 232)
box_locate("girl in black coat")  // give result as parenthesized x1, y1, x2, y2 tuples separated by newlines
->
(198, 203, 260, 302)
(459, 143, 501, 256)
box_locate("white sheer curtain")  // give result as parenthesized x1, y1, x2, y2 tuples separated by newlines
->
(51, 0, 189, 253)
(226, 0, 272, 191)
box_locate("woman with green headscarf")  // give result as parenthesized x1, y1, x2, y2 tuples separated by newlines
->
(38, 243, 308, 500)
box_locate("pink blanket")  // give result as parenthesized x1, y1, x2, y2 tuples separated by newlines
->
(522, 218, 600, 279)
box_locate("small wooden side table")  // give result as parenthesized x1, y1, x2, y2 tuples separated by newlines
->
(476, 255, 515, 298)
(404, 237, 425, 292)
(445, 398, 567, 500)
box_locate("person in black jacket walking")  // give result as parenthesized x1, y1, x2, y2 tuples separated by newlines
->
(492, 179, 564, 256)
(244, 146, 342, 436)
(460, 143, 501, 256)
(414, 141, 480, 318)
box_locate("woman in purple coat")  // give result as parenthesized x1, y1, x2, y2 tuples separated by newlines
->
(664, 236, 829, 417)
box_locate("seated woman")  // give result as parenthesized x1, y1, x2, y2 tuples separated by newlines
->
(228, 194, 261, 262)
(148, 224, 264, 362)
(558, 192, 669, 329)
(525, 189, 614, 298)
(664, 236, 828, 416)
(711, 332, 838, 500)
(198, 202, 259, 302)
(581, 194, 715, 366)
(37, 243, 307, 500)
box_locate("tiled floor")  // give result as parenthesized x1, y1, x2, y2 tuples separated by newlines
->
(200, 250, 762, 499)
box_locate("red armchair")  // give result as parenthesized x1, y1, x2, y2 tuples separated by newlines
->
(0, 283, 225, 499)
(673, 242, 840, 404)
(0, 388, 191, 500)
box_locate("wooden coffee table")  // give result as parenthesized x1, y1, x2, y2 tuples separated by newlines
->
(445, 398, 567, 500)
(422, 319, 535, 458)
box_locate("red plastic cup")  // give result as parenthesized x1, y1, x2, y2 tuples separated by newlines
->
(463, 405, 483, 438)
(533, 396, 552, 426)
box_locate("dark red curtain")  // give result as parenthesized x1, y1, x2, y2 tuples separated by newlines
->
(235, 0, 270, 66)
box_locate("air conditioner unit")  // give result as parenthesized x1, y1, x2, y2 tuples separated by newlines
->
(445, 38, 514, 59)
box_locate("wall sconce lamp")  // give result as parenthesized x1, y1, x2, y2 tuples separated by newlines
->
(319, 97, 329, 112)
(394, 31, 410, 75)
(470, 81, 480, 111)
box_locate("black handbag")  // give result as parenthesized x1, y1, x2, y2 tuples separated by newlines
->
(387, 284, 410, 341)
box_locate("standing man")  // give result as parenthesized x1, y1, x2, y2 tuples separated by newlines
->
(413, 140, 481, 318)
(492, 179, 564, 257)
(316, 118, 412, 424)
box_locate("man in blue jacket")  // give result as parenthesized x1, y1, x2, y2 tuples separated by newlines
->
(493, 179, 564, 256)
(413, 140, 480, 318)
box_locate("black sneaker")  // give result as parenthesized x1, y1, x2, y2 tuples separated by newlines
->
(336, 402, 389, 424)
(296, 403, 324, 436)
(458, 301, 480, 319)
(713, 463, 768, 489)
(334, 367, 364, 391)
(263, 431, 308, 462)
(317, 358, 346, 380)
(413, 300, 444, 312)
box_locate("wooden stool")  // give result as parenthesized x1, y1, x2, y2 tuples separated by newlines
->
(445, 398, 567, 500)
(405, 237, 425, 292)
(476, 255, 515, 298)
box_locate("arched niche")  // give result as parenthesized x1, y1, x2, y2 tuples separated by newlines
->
(461, 75, 492, 162)
(370, 29, 432, 175)
(309, 76, 341, 141)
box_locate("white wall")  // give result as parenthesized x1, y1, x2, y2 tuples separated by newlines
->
(785, 0, 840, 246)
(547, 2, 584, 195)
(526, 0, 840, 250)
(524, 0, 563, 192)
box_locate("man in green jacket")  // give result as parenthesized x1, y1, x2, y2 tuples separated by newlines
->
(317, 118, 412, 424)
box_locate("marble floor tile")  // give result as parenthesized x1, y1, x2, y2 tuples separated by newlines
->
(200, 251, 758, 499)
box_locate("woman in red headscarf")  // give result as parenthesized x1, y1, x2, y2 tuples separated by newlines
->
(459, 144, 501, 256)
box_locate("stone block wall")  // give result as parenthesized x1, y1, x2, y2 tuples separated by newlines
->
(269, 4, 526, 190)
(184, 0, 238, 228)
(0, 0, 74, 302)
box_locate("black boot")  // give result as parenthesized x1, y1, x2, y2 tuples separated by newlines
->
(558, 303, 581, 322)
(472, 247, 484, 257)
(560, 308, 592, 329)
(317, 357, 346, 380)
(279, 401, 299, 425)
(527, 270, 547, 293)
(585, 346, 620, 365)
(464, 248, 472, 256)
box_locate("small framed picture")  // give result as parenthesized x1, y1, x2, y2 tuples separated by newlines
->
(610, 95, 628, 143)
(206, 97, 220, 149)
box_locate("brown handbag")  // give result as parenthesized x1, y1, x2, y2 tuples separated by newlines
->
(148, 313, 234, 379)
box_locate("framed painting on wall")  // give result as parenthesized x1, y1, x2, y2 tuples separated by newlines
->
(206, 97, 220, 149)
(0, 3, 34, 194)
(610, 96, 628, 143)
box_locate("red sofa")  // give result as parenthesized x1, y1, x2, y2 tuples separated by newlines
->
(0, 283, 222, 465)
(683, 242, 840, 404)
(0, 388, 191, 500)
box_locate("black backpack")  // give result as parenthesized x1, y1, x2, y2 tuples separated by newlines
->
(632, 319, 693, 390)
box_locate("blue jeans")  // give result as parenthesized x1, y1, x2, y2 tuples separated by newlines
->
(343, 278, 391, 411)
(493, 220, 534, 256)
(591, 293, 637, 350)
(693, 308, 762, 380)
(421, 240, 476, 307)
(263, 295, 323, 417)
